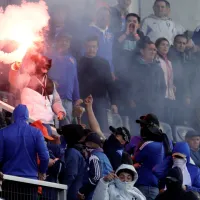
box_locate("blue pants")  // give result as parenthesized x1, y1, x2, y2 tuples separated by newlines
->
(137, 186, 159, 200)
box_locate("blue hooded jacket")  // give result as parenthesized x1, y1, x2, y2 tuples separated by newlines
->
(0, 104, 49, 179)
(153, 142, 200, 193)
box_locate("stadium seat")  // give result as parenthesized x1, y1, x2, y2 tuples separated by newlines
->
(173, 125, 195, 142)
(160, 122, 173, 141)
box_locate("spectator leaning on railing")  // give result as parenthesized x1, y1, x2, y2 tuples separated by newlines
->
(9, 54, 66, 135)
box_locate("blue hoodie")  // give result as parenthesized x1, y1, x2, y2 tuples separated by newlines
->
(48, 53, 80, 101)
(0, 104, 49, 179)
(153, 142, 200, 193)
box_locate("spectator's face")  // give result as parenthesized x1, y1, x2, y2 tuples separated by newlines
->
(174, 37, 187, 52)
(116, 134, 126, 145)
(118, 0, 132, 10)
(96, 9, 110, 29)
(35, 57, 51, 75)
(85, 40, 98, 58)
(153, 2, 170, 18)
(187, 136, 200, 151)
(141, 44, 157, 61)
(126, 16, 140, 31)
(157, 40, 170, 55)
(56, 37, 71, 52)
(118, 172, 133, 182)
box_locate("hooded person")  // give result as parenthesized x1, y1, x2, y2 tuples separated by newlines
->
(155, 167, 199, 200)
(78, 132, 113, 200)
(153, 142, 200, 193)
(133, 113, 172, 200)
(59, 124, 86, 200)
(9, 53, 66, 135)
(103, 126, 131, 170)
(0, 104, 49, 200)
(93, 164, 146, 200)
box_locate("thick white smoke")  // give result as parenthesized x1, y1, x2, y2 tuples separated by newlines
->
(0, 0, 50, 64)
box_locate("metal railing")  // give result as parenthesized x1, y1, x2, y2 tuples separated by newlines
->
(0, 100, 58, 135)
(0, 100, 67, 199)
(0, 174, 67, 200)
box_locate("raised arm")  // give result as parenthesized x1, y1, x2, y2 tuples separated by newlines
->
(84, 95, 106, 140)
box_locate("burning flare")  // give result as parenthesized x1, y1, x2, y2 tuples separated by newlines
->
(0, 0, 50, 64)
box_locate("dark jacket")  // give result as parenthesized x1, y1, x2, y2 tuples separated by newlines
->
(60, 146, 86, 200)
(79, 148, 113, 200)
(153, 142, 200, 193)
(128, 57, 166, 112)
(103, 134, 124, 170)
(109, 6, 128, 34)
(155, 167, 199, 200)
(78, 56, 116, 105)
(0, 104, 49, 179)
(168, 47, 197, 100)
(112, 30, 144, 79)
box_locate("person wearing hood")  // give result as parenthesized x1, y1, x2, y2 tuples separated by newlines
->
(127, 39, 166, 124)
(78, 133, 113, 200)
(84, 7, 115, 75)
(0, 104, 49, 200)
(133, 114, 172, 200)
(153, 142, 200, 193)
(93, 164, 146, 200)
(155, 167, 199, 200)
(103, 126, 131, 170)
(9, 53, 66, 135)
(141, 0, 185, 45)
(59, 124, 86, 200)
(48, 31, 82, 126)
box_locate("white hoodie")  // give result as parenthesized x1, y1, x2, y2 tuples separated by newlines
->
(92, 164, 146, 200)
(141, 14, 185, 45)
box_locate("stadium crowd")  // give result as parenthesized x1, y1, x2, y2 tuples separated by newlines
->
(1, 0, 200, 199)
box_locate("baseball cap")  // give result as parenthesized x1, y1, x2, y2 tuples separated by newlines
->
(136, 113, 160, 126)
(85, 132, 102, 146)
(109, 126, 131, 143)
(185, 130, 200, 139)
(31, 120, 55, 141)
(61, 124, 85, 144)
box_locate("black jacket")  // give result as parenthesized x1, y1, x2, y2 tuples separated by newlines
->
(155, 167, 199, 200)
(103, 134, 124, 171)
(127, 56, 166, 110)
(112, 30, 144, 79)
(78, 56, 117, 105)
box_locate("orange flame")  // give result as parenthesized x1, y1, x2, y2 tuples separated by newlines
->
(0, 0, 50, 64)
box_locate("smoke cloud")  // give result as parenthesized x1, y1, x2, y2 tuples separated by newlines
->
(0, 0, 50, 64)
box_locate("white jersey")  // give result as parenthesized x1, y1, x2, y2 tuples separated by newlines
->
(141, 14, 185, 45)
